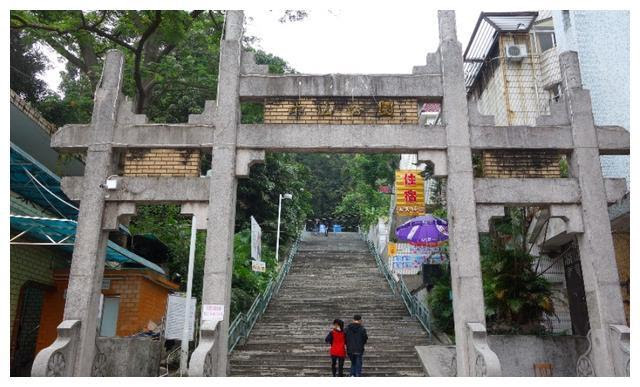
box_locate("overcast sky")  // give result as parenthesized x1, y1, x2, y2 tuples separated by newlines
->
(40, 8, 484, 92)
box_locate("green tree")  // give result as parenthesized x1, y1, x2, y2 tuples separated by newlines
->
(334, 154, 399, 229)
(10, 29, 49, 103)
(10, 10, 222, 113)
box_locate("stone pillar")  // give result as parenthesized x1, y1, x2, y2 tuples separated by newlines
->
(189, 10, 243, 377)
(32, 50, 124, 376)
(560, 51, 629, 376)
(437, 11, 500, 376)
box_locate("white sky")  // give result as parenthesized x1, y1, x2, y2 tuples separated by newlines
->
(40, 8, 484, 92)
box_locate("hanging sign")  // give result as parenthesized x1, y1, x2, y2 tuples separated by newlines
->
(395, 170, 425, 216)
(165, 294, 197, 340)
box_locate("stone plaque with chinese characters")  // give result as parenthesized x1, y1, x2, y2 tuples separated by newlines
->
(395, 169, 425, 216)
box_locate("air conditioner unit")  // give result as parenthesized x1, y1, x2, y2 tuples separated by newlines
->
(505, 44, 528, 61)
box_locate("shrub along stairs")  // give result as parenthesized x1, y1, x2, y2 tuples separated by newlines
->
(229, 232, 432, 376)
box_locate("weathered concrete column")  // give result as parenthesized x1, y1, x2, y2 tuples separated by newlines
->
(437, 10, 500, 376)
(188, 10, 243, 377)
(32, 50, 124, 376)
(560, 51, 630, 376)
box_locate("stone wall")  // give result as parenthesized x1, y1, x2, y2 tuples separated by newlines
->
(488, 335, 588, 376)
(418, 335, 588, 376)
(123, 148, 200, 177)
(94, 337, 162, 376)
(263, 97, 419, 125)
(481, 150, 563, 178)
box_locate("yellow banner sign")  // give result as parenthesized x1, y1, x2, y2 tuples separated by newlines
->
(395, 170, 425, 216)
(388, 242, 397, 256)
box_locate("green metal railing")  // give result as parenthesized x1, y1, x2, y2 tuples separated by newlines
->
(228, 233, 301, 352)
(364, 238, 433, 339)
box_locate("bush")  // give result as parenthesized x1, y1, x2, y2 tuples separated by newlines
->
(427, 264, 454, 335)
(482, 247, 555, 334)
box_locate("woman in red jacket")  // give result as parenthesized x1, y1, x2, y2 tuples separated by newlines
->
(325, 319, 346, 377)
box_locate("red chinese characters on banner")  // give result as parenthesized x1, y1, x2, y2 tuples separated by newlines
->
(395, 170, 425, 216)
(403, 173, 417, 186)
(404, 190, 417, 202)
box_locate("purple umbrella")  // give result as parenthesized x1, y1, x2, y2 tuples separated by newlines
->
(395, 215, 448, 246)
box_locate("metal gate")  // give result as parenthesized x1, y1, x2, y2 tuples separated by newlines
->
(561, 241, 590, 336)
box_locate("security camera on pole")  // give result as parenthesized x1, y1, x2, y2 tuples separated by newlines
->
(275, 193, 292, 262)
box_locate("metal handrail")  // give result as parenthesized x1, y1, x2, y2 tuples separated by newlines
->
(364, 237, 433, 339)
(228, 232, 301, 353)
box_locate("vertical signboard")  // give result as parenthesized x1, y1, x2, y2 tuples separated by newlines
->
(165, 294, 197, 340)
(250, 216, 262, 261)
(395, 170, 425, 216)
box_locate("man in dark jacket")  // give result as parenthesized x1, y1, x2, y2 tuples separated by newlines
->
(345, 314, 368, 377)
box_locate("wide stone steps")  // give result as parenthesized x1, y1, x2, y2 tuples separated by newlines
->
(229, 232, 430, 377)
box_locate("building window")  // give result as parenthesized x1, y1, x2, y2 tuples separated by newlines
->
(536, 28, 556, 52)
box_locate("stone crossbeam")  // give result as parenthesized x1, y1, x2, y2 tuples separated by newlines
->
(239, 73, 443, 99)
(474, 178, 627, 205)
(61, 176, 209, 203)
(51, 123, 628, 155)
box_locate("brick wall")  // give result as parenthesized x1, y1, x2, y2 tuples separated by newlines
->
(36, 269, 179, 352)
(263, 97, 419, 125)
(123, 148, 201, 177)
(481, 150, 563, 178)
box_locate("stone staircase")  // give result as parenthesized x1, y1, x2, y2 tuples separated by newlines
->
(229, 232, 432, 376)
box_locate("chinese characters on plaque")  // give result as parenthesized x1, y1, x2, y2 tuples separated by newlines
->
(395, 169, 425, 217)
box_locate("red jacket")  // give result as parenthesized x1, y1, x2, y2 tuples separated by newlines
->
(325, 329, 346, 357)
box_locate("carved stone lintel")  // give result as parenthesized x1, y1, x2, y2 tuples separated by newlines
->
(476, 205, 505, 234)
(417, 149, 448, 177)
(180, 202, 209, 230)
(188, 319, 221, 377)
(102, 202, 137, 231)
(609, 324, 630, 377)
(466, 322, 501, 376)
(235, 149, 266, 178)
(549, 204, 584, 234)
(31, 319, 81, 377)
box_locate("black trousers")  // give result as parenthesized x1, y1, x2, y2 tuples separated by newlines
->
(331, 356, 345, 376)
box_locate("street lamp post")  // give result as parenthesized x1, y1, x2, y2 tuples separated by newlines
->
(275, 193, 292, 262)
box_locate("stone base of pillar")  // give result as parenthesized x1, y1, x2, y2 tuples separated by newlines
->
(188, 320, 221, 377)
(31, 320, 81, 376)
